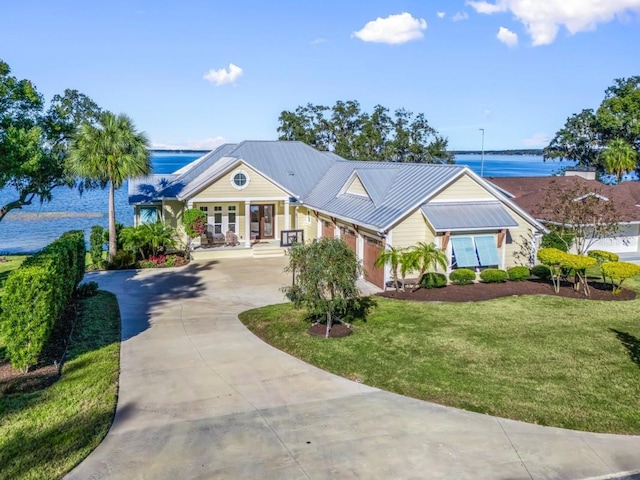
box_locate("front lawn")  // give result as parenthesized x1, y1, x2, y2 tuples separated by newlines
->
(0, 291, 121, 480)
(240, 284, 640, 434)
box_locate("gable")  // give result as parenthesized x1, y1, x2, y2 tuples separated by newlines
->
(431, 173, 495, 202)
(190, 162, 289, 200)
(346, 175, 370, 198)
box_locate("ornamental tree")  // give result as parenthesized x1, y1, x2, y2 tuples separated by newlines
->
(602, 261, 640, 294)
(537, 247, 596, 296)
(283, 238, 361, 338)
(182, 208, 207, 256)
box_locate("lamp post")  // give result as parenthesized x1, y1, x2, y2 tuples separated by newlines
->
(479, 128, 485, 177)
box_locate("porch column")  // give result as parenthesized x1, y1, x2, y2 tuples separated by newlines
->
(244, 200, 251, 248)
(284, 199, 290, 230)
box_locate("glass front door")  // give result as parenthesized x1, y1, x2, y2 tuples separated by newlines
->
(250, 204, 275, 239)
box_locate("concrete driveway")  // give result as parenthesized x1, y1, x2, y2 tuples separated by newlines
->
(67, 257, 640, 480)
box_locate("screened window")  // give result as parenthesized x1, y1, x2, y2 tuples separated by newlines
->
(140, 207, 159, 224)
(450, 236, 500, 269)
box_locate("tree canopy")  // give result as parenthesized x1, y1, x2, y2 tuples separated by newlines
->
(0, 59, 101, 223)
(68, 112, 151, 262)
(544, 76, 640, 175)
(277, 100, 455, 163)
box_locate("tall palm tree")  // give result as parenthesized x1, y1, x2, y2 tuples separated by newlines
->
(601, 138, 638, 184)
(68, 112, 151, 262)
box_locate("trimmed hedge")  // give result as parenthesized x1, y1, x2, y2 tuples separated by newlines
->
(531, 264, 551, 280)
(588, 250, 619, 264)
(449, 268, 476, 285)
(480, 268, 508, 283)
(507, 266, 530, 281)
(420, 272, 447, 289)
(602, 261, 640, 294)
(0, 231, 86, 371)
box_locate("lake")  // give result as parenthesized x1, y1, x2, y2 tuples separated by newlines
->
(0, 152, 570, 254)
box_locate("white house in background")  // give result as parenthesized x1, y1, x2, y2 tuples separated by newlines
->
(129, 141, 544, 288)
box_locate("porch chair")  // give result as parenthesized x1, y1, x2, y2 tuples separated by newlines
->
(225, 230, 239, 247)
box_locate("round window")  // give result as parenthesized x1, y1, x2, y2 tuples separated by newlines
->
(231, 171, 249, 189)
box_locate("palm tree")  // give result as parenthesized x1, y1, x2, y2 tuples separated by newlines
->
(68, 112, 151, 262)
(374, 245, 404, 291)
(411, 242, 448, 279)
(601, 138, 638, 183)
(398, 249, 420, 292)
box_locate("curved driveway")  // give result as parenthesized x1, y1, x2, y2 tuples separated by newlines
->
(67, 257, 640, 480)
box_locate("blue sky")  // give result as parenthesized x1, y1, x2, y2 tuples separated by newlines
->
(2, 0, 639, 151)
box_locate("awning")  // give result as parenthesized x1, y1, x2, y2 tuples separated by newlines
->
(450, 237, 479, 268)
(421, 202, 518, 232)
(474, 235, 500, 266)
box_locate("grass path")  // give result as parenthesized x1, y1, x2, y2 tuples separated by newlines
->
(0, 291, 121, 480)
(240, 284, 640, 434)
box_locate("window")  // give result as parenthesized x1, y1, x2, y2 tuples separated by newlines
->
(450, 235, 499, 269)
(228, 206, 236, 233)
(305, 211, 311, 225)
(231, 171, 249, 189)
(140, 207, 159, 224)
(213, 206, 223, 234)
(199, 206, 208, 213)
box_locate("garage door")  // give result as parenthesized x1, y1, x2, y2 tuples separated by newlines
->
(363, 236, 385, 288)
(322, 220, 335, 238)
(340, 226, 357, 254)
(588, 225, 639, 253)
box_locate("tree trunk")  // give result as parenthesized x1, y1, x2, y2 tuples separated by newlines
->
(325, 311, 332, 339)
(108, 182, 117, 263)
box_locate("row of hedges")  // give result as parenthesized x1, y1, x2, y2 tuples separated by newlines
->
(0, 231, 86, 372)
(421, 266, 529, 288)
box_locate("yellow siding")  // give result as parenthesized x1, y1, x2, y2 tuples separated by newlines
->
(297, 207, 318, 242)
(503, 205, 535, 268)
(391, 209, 434, 249)
(346, 176, 369, 198)
(432, 174, 494, 201)
(162, 201, 183, 229)
(194, 164, 287, 199)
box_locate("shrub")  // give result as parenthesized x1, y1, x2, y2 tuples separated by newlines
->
(507, 266, 530, 281)
(531, 264, 551, 280)
(449, 268, 476, 285)
(588, 250, 619, 264)
(602, 262, 640, 294)
(0, 231, 85, 371)
(110, 250, 135, 269)
(420, 272, 447, 289)
(480, 268, 508, 283)
(89, 225, 105, 268)
(164, 255, 177, 267)
(149, 254, 167, 265)
(137, 260, 156, 269)
(541, 232, 574, 252)
(183, 208, 207, 238)
(77, 281, 99, 298)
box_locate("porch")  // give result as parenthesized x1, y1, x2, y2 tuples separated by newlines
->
(191, 239, 288, 261)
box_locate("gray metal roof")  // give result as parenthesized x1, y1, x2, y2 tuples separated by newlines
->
(304, 161, 465, 230)
(421, 201, 518, 232)
(355, 168, 399, 205)
(128, 174, 179, 204)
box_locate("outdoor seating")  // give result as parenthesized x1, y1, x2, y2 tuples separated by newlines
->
(225, 230, 239, 247)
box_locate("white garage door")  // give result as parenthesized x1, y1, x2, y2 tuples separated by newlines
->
(588, 225, 639, 253)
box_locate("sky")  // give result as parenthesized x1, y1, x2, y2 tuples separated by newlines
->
(1, 0, 639, 151)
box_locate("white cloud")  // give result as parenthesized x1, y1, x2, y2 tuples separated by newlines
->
(467, 0, 640, 45)
(523, 132, 550, 147)
(483, 109, 493, 118)
(352, 12, 427, 44)
(151, 136, 226, 151)
(497, 26, 518, 46)
(452, 11, 469, 22)
(311, 37, 327, 45)
(437, 11, 446, 19)
(203, 63, 243, 86)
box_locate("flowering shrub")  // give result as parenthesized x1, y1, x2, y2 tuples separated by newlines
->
(183, 208, 207, 238)
(149, 255, 166, 265)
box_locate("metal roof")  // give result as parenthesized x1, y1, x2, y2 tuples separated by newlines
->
(421, 201, 518, 232)
(355, 168, 399, 205)
(128, 174, 179, 204)
(304, 161, 465, 230)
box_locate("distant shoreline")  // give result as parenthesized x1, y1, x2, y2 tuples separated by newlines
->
(150, 148, 544, 156)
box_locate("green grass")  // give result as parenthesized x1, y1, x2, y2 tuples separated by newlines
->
(240, 283, 640, 434)
(0, 255, 26, 296)
(0, 291, 121, 480)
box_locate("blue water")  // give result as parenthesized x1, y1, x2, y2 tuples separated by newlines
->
(0, 153, 570, 254)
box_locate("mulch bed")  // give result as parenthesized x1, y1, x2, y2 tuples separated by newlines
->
(308, 322, 353, 338)
(378, 279, 636, 302)
(0, 299, 79, 396)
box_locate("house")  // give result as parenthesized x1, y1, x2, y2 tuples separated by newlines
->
(488, 173, 640, 255)
(129, 141, 544, 288)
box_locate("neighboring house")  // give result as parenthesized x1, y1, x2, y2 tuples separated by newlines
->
(129, 141, 544, 287)
(489, 172, 640, 254)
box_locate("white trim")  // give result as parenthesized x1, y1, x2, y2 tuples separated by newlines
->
(244, 201, 251, 248)
(231, 170, 250, 190)
(192, 196, 288, 202)
(284, 199, 290, 230)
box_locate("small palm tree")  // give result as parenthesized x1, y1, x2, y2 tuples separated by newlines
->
(68, 112, 151, 262)
(375, 245, 404, 291)
(411, 242, 448, 279)
(601, 138, 637, 184)
(141, 221, 178, 257)
(398, 249, 420, 292)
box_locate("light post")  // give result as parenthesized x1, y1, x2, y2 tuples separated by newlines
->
(479, 128, 485, 177)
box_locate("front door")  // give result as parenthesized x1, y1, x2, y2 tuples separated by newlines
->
(250, 204, 275, 239)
